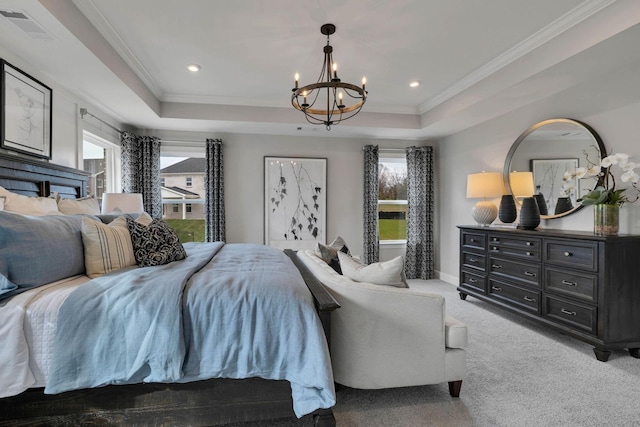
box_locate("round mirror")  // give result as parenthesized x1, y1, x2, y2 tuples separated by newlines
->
(503, 118, 605, 219)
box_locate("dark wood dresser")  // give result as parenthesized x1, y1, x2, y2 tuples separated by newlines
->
(457, 225, 640, 361)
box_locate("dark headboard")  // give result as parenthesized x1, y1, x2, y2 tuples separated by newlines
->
(0, 153, 90, 199)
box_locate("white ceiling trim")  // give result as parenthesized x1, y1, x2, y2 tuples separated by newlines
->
(417, 0, 617, 114)
(72, 0, 163, 99)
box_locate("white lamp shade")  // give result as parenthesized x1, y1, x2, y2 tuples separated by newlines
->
(101, 193, 144, 214)
(466, 172, 504, 199)
(509, 171, 535, 197)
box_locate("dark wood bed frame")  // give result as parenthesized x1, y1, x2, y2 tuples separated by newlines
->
(0, 153, 340, 426)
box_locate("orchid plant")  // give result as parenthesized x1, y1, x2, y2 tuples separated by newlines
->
(562, 151, 640, 206)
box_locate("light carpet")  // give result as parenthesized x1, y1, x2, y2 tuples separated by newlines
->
(230, 279, 640, 426)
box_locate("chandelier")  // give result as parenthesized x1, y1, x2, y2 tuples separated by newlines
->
(291, 23, 367, 130)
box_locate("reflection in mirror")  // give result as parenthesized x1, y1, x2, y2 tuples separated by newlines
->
(503, 118, 605, 220)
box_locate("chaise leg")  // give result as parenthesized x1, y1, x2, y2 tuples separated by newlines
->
(448, 380, 462, 397)
(313, 408, 336, 427)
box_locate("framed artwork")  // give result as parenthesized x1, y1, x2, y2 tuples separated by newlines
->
(531, 158, 579, 214)
(264, 156, 326, 250)
(1, 59, 52, 159)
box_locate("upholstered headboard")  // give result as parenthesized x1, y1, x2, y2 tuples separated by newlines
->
(0, 153, 90, 199)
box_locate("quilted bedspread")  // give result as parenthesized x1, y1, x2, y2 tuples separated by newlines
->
(44, 242, 335, 417)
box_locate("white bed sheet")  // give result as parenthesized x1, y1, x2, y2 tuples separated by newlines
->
(0, 275, 89, 396)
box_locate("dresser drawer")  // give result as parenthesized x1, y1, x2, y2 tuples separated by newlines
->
(489, 279, 540, 313)
(545, 267, 598, 303)
(462, 231, 486, 252)
(488, 235, 541, 261)
(462, 251, 486, 272)
(545, 240, 598, 271)
(544, 295, 597, 335)
(489, 256, 541, 288)
(461, 270, 486, 294)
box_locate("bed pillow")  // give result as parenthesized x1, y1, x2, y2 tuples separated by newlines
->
(81, 212, 153, 278)
(127, 218, 187, 267)
(0, 211, 87, 298)
(0, 186, 60, 216)
(337, 252, 409, 288)
(58, 196, 101, 215)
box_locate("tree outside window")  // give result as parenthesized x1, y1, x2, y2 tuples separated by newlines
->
(378, 157, 408, 242)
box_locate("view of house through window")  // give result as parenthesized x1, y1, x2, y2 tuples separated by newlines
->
(379, 155, 408, 242)
(82, 131, 120, 199)
(161, 153, 206, 243)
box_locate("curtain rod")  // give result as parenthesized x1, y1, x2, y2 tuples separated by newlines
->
(362, 146, 407, 152)
(79, 108, 122, 134)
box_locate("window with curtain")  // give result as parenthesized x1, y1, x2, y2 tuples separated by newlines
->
(82, 131, 120, 199)
(378, 154, 408, 243)
(160, 148, 206, 243)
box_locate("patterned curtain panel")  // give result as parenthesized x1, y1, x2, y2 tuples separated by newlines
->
(205, 138, 225, 242)
(120, 131, 162, 218)
(405, 146, 434, 279)
(363, 145, 379, 264)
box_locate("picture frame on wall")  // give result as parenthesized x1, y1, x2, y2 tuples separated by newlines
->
(264, 156, 327, 250)
(1, 59, 52, 159)
(531, 158, 579, 214)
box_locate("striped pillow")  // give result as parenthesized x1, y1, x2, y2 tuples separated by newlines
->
(81, 213, 154, 278)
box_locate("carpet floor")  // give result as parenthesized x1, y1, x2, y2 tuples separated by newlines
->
(230, 279, 640, 427)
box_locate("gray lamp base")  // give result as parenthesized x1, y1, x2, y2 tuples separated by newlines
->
(472, 201, 498, 226)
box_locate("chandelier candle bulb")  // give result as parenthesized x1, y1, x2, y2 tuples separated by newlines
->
(294, 73, 299, 90)
(362, 77, 366, 91)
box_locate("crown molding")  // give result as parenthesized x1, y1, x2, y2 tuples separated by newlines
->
(72, 0, 163, 99)
(418, 0, 617, 114)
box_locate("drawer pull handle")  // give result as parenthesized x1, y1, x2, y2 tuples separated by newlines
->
(468, 278, 477, 283)
(491, 264, 502, 269)
(561, 308, 577, 316)
(524, 271, 537, 277)
(493, 237, 499, 242)
(561, 280, 577, 287)
(564, 251, 572, 257)
(523, 296, 536, 303)
(469, 258, 478, 262)
(470, 238, 475, 242)
(526, 252, 533, 256)
(526, 241, 533, 246)
(491, 247, 498, 251)
(491, 286, 502, 291)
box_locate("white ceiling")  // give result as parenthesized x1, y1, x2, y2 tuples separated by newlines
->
(1, 0, 640, 139)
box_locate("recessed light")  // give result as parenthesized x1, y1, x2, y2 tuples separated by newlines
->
(187, 64, 201, 72)
(409, 81, 420, 88)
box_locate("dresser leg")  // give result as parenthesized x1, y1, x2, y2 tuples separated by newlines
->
(593, 348, 611, 362)
(629, 348, 640, 358)
(459, 292, 468, 300)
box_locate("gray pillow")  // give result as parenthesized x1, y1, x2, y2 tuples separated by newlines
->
(0, 211, 89, 300)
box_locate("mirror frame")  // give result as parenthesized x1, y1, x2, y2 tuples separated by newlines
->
(503, 118, 606, 219)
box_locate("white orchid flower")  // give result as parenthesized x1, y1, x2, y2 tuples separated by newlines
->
(621, 160, 638, 171)
(621, 169, 640, 184)
(585, 165, 601, 177)
(563, 171, 573, 180)
(602, 153, 629, 167)
(574, 167, 588, 179)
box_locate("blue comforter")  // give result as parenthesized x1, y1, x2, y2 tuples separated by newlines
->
(45, 243, 335, 417)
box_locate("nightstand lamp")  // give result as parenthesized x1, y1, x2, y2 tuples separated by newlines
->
(101, 192, 144, 214)
(466, 172, 504, 226)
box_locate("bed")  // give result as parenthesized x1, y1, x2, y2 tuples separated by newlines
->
(0, 153, 339, 426)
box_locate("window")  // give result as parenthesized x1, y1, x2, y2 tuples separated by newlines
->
(161, 149, 206, 242)
(378, 154, 407, 243)
(160, 177, 165, 187)
(82, 131, 120, 199)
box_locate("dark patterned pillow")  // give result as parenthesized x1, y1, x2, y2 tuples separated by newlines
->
(126, 218, 187, 267)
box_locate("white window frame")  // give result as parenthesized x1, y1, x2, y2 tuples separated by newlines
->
(82, 130, 121, 195)
(378, 153, 407, 245)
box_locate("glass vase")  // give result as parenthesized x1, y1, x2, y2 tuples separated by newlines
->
(594, 204, 619, 235)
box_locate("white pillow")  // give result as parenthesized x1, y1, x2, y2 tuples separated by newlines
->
(58, 196, 101, 215)
(81, 212, 153, 278)
(0, 186, 60, 216)
(337, 252, 409, 288)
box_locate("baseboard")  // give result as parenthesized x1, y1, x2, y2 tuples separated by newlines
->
(436, 271, 458, 286)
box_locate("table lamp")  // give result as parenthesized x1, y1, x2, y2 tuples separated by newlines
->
(466, 172, 504, 226)
(101, 193, 144, 214)
(509, 171, 535, 199)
